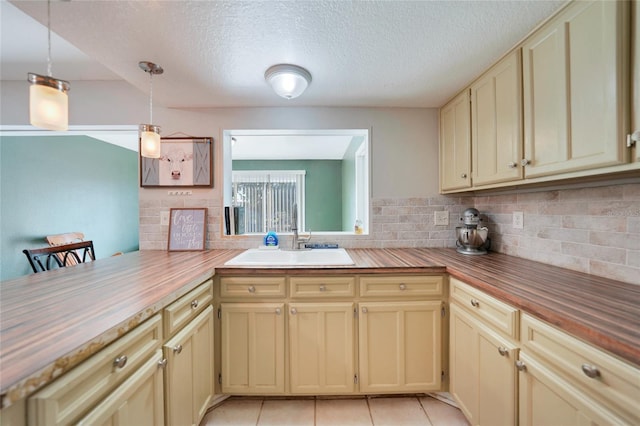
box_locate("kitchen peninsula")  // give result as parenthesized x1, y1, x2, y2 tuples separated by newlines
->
(1, 248, 638, 425)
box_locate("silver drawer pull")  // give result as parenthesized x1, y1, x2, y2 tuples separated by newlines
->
(521, 158, 531, 166)
(581, 364, 600, 379)
(507, 162, 517, 169)
(275, 308, 281, 315)
(290, 308, 297, 315)
(498, 347, 509, 356)
(248, 286, 256, 293)
(470, 299, 480, 308)
(362, 307, 368, 314)
(319, 285, 326, 292)
(158, 358, 167, 369)
(399, 284, 406, 291)
(191, 300, 199, 309)
(515, 360, 526, 372)
(173, 344, 183, 354)
(113, 355, 128, 369)
(461, 173, 468, 179)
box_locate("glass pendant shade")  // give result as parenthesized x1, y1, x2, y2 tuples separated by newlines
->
(140, 124, 161, 158)
(28, 73, 69, 131)
(265, 64, 312, 99)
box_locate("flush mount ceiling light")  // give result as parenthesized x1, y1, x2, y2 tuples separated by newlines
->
(139, 61, 164, 158)
(27, 0, 70, 131)
(264, 64, 312, 99)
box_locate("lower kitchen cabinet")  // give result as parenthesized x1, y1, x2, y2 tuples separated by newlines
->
(358, 300, 442, 393)
(163, 305, 214, 426)
(78, 350, 165, 426)
(450, 303, 518, 426)
(220, 303, 285, 394)
(289, 302, 355, 394)
(517, 351, 628, 426)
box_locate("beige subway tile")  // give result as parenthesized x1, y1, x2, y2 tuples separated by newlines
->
(623, 183, 640, 200)
(587, 201, 640, 217)
(536, 228, 589, 244)
(590, 231, 639, 250)
(562, 242, 626, 264)
(589, 260, 640, 285)
(559, 185, 624, 201)
(562, 215, 626, 232)
(539, 202, 589, 215)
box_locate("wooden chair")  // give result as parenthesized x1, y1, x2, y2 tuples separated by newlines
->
(23, 241, 96, 273)
(46, 232, 85, 265)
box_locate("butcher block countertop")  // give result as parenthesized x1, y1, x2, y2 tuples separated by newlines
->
(1, 248, 639, 407)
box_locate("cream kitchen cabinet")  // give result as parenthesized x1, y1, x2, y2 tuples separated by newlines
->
(471, 50, 523, 186)
(288, 302, 355, 394)
(521, 0, 631, 178)
(27, 315, 164, 426)
(220, 302, 285, 394)
(163, 306, 214, 426)
(358, 300, 442, 393)
(518, 313, 640, 425)
(440, 90, 471, 191)
(450, 303, 518, 426)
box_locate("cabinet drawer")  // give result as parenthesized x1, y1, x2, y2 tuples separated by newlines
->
(450, 277, 519, 339)
(220, 276, 286, 298)
(290, 276, 355, 298)
(521, 313, 640, 423)
(359, 275, 444, 298)
(28, 314, 163, 426)
(164, 279, 213, 337)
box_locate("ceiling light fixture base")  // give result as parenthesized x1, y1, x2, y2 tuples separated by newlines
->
(264, 64, 312, 99)
(139, 61, 164, 75)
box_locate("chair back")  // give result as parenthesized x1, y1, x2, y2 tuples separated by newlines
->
(46, 232, 86, 265)
(23, 241, 96, 273)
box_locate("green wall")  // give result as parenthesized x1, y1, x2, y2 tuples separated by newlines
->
(232, 160, 343, 232)
(0, 135, 139, 280)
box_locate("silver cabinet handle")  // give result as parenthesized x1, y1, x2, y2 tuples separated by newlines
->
(507, 162, 517, 168)
(248, 286, 256, 293)
(275, 308, 281, 315)
(399, 284, 406, 291)
(362, 307, 368, 314)
(191, 300, 199, 309)
(461, 173, 468, 179)
(113, 355, 128, 369)
(470, 299, 480, 308)
(515, 360, 526, 372)
(290, 308, 297, 315)
(581, 364, 600, 379)
(521, 159, 531, 166)
(173, 344, 183, 354)
(319, 285, 326, 292)
(498, 347, 509, 356)
(158, 358, 167, 369)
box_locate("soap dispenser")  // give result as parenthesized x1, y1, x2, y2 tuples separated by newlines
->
(264, 230, 279, 247)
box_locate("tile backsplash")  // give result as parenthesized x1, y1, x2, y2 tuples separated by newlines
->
(139, 182, 639, 285)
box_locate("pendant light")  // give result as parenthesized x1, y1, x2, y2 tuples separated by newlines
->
(139, 61, 164, 159)
(264, 64, 312, 99)
(27, 0, 70, 131)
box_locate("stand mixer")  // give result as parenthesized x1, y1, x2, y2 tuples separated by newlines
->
(456, 208, 490, 255)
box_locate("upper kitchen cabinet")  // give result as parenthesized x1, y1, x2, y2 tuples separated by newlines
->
(471, 50, 523, 186)
(440, 90, 472, 192)
(522, 0, 631, 178)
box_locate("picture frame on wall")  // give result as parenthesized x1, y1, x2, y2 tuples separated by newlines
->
(167, 208, 207, 251)
(140, 137, 213, 187)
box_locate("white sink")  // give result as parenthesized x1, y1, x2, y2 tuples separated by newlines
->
(224, 248, 354, 266)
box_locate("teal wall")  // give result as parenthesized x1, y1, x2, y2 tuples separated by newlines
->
(232, 160, 343, 232)
(0, 136, 139, 280)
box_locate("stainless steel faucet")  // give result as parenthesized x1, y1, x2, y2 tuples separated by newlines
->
(291, 204, 311, 250)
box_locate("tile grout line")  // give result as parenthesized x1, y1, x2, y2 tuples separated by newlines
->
(417, 396, 435, 426)
(255, 398, 265, 426)
(366, 396, 376, 426)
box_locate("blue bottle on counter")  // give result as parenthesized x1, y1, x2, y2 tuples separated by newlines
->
(264, 230, 279, 247)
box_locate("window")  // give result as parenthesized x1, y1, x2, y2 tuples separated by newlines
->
(232, 170, 305, 234)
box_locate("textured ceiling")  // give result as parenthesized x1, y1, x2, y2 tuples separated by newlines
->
(3, 0, 567, 109)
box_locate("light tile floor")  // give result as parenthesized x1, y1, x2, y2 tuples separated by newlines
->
(201, 395, 470, 426)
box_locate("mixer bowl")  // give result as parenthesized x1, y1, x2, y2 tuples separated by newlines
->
(455, 226, 489, 254)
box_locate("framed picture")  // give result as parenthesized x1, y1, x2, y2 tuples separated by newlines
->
(140, 137, 213, 187)
(168, 208, 207, 251)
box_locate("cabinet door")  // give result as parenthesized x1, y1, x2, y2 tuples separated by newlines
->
(450, 304, 517, 426)
(358, 301, 442, 393)
(221, 303, 285, 394)
(518, 352, 626, 426)
(289, 302, 355, 394)
(522, 0, 630, 178)
(77, 350, 165, 426)
(164, 305, 214, 426)
(471, 50, 523, 186)
(440, 90, 471, 191)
